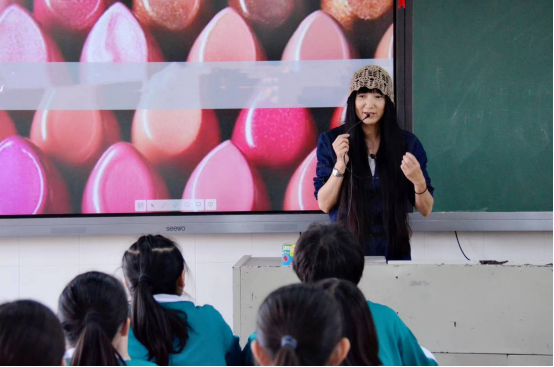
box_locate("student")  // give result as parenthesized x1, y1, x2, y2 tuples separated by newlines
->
(0, 299, 65, 366)
(296, 222, 437, 365)
(243, 222, 437, 366)
(318, 278, 381, 366)
(123, 234, 241, 366)
(58, 271, 155, 366)
(251, 283, 350, 366)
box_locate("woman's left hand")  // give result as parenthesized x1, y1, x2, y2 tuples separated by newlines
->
(400, 152, 426, 186)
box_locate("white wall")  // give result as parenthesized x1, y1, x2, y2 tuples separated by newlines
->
(0, 231, 551, 328)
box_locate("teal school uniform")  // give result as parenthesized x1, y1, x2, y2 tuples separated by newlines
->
(128, 298, 241, 366)
(241, 301, 438, 366)
(65, 358, 157, 366)
(367, 301, 438, 366)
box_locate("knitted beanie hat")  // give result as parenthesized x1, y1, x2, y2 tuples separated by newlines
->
(349, 65, 394, 104)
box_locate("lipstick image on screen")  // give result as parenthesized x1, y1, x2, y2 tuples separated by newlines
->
(132, 109, 221, 172)
(229, 0, 307, 60)
(187, 7, 266, 62)
(281, 10, 356, 61)
(0, 4, 64, 61)
(0, 0, 24, 13)
(229, 0, 297, 29)
(183, 140, 270, 211)
(375, 23, 393, 59)
(80, 2, 164, 62)
(0, 111, 17, 143)
(133, 0, 214, 61)
(283, 148, 319, 211)
(321, 0, 393, 32)
(82, 142, 169, 214)
(33, 0, 115, 60)
(231, 107, 317, 170)
(330, 106, 344, 129)
(0, 136, 70, 215)
(30, 110, 121, 171)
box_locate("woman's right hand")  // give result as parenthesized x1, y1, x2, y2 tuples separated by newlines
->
(332, 134, 350, 171)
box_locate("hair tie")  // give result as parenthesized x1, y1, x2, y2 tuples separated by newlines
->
(84, 311, 102, 325)
(281, 336, 298, 350)
(138, 274, 151, 284)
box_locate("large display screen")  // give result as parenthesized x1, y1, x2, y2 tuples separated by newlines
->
(0, 0, 394, 217)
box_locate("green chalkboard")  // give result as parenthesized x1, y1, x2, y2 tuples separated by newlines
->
(413, 0, 552, 212)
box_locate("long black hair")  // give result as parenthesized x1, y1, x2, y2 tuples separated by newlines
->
(337, 87, 412, 259)
(255, 283, 344, 366)
(58, 271, 129, 366)
(0, 299, 65, 366)
(318, 278, 381, 366)
(122, 234, 189, 366)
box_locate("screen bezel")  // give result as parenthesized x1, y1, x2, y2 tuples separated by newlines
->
(0, 1, 413, 237)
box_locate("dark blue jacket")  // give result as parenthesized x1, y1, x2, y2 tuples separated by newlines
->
(313, 127, 434, 260)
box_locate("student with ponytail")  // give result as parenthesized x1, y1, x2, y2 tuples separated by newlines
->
(123, 234, 241, 366)
(0, 299, 65, 366)
(251, 284, 350, 366)
(58, 271, 155, 366)
(317, 278, 381, 366)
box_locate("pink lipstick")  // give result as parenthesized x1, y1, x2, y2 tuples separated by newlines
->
(82, 142, 169, 213)
(0, 4, 64, 61)
(30, 110, 120, 171)
(132, 109, 221, 172)
(187, 7, 266, 62)
(182, 140, 269, 211)
(232, 107, 317, 170)
(0, 136, 70, 215)
(281, 10, 356, 61)
(80, 2, 164, 62)
(283, 148, 319, 211)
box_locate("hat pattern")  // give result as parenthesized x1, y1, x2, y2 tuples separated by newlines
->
(349, 65, 394, 104)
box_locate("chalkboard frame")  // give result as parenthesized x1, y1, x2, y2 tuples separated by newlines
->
(395, 0, 413, 133)
(403, 0, 552, 231)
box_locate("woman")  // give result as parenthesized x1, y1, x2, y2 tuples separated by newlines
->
(314, 65, 434, 260)
(123, 234, 241, 366)
(250, 283, 350, 366)
(58, 271, 155, 366)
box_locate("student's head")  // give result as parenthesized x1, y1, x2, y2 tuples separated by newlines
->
(317, 278, 381, 366)
(58, 271, 129, 366)
(0, 299, 65, 366)
(252, 284, 350, 366)
(292, 222, 365, 285)
(122, 234, 189, 365)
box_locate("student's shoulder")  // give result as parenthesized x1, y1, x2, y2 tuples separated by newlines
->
(66, 359, 157, 366)
(248, 331, 258, 342)
(186, 303, 229, 325)
(126, 359, 158, 366)
(162, 301, 221, 319)
(192, 302, 221, 314)
(367, 300, 403, 322)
